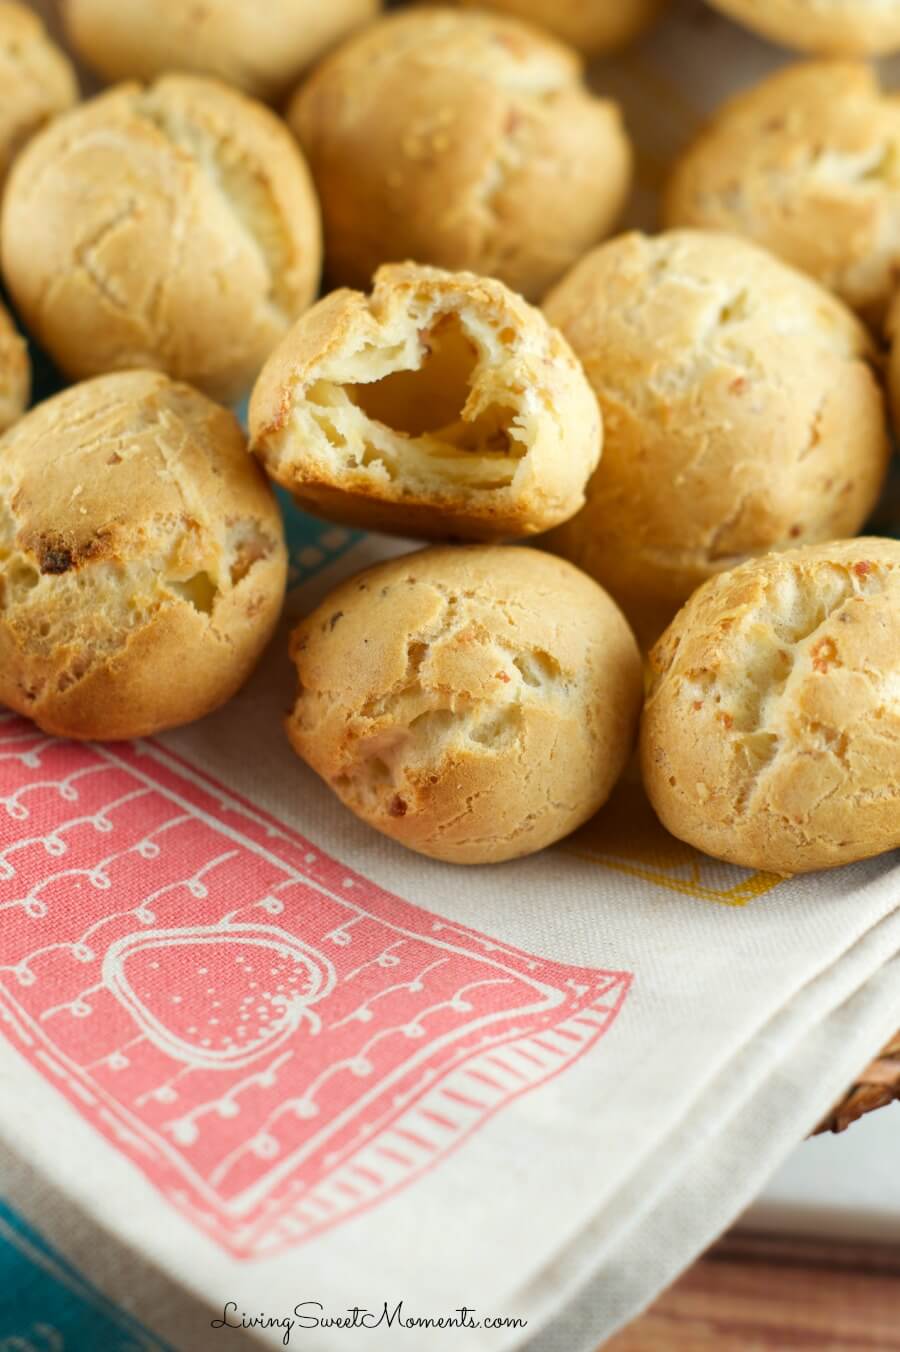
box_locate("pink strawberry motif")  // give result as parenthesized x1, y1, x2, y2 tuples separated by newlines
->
(0, 731, 633, 1257)
(102, 924, 335, 1069)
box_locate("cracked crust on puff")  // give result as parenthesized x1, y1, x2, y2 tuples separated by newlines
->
(641, 538, 900, 874)
(0, 370, 287, 740)
(0, 1, 77, 192)
(287, 7, 632, 302)
(286, 545, 643, 864)
(0, 75, 322, 403)
(664, 63, 900, 325)
(543, 230, 891, 644)
(62, 0, 379, 104)
(249, 262, 602, 541)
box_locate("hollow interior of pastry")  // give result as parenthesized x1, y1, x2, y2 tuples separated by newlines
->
(163, 520, 273, 616)
(288, 309, 539, 494)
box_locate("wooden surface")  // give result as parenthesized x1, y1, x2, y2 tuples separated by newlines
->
(604, 1232, 900, 1349)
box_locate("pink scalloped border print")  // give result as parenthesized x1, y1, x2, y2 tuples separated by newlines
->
(0, 712, 632, 1257)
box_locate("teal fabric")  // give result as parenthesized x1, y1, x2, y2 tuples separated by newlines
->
(0, 1200, 172, 1350)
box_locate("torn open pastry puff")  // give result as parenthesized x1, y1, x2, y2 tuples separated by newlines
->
(249, 263, 602, 541)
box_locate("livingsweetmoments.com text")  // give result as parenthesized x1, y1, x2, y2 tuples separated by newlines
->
(211, 1301, 528, 1343)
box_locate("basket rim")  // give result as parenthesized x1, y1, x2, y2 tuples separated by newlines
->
(815, 1031, 900, 1134)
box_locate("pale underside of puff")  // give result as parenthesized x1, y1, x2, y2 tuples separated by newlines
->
(706, 0, 900, 57)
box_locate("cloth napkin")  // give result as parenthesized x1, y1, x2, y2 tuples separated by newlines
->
(2, 514, 899, 1352)
(1, 4, 899, 1350)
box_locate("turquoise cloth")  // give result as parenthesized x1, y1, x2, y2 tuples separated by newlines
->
(0, 1200, 172, 1350)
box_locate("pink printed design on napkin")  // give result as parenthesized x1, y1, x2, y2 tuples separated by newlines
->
(0, 712, 632, 1258)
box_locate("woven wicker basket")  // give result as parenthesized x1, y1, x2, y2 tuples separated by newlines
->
(816, 1033, 900, 1134)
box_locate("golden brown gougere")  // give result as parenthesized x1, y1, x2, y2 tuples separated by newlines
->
(543, 230, 891, 644)
(665, 62, 900, 325)
(0, 1, 77, 192)
(249, 262, 602, 542)
(0, 298, 28, 435)
(704, 0, 900, 56)
(286, 545, 643, 865)
(1, 76, 322, 403)
(61, 0, 380, 104)
(641, 539, 900, 875)
(0, 371, 287, 741)
(446, 0, 669, 56)
(288, 7, 632, 302)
